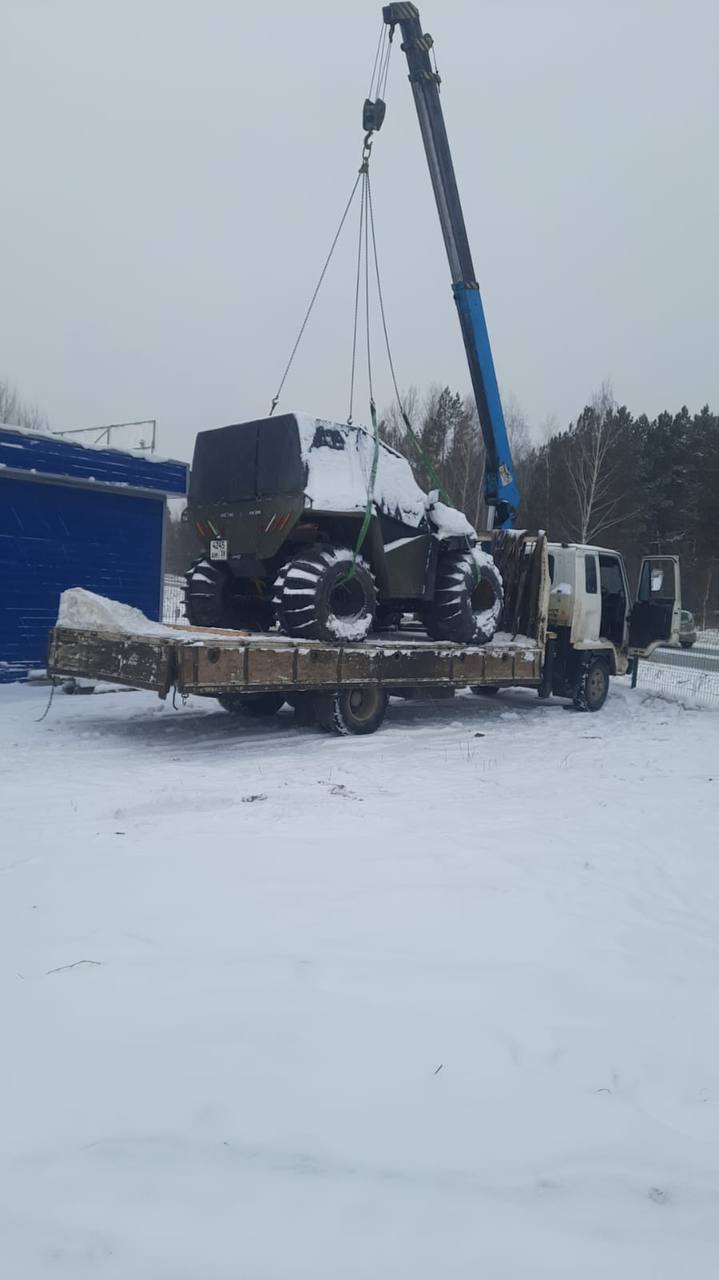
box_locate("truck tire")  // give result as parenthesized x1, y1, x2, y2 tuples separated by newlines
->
(573, 656, 609, 712)
(275, 545, 376, 642)
(217, 692, 286, 716)
(185, 557, 271, 631)
(314, 686, 388, 735)
(470, 685, 500, 696)
(424, 551, 503, 645)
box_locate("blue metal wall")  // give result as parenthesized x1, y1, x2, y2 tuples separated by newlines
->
(0, 428, 187, 494)
(0, 426, 188, 681)
(0, 475, 166, 681)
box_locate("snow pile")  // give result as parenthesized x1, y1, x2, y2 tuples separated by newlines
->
(57, 589, 248, 645)
(294, 413, 428, 528)
(57, 588, 177, 636)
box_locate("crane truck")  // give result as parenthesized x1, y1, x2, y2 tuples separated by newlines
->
(47, 3, 681, 732)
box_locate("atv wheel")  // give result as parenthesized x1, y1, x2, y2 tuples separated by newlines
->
(314, 686, 388, 735)
(275, 545, 376, 642)
(217, 692, 285, 716)
(185, 557, 271, 631)
(572, 656, 609, 712)
(424, 551, 503, 645)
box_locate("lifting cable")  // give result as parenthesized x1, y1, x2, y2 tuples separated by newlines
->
(344, 134, 381, 578)
(365, 171, 452, 505)
(268, 21, 452, 582)
(268, 170, 363, 417)
(270, 20, 390, 423)
(367, 19, 385, 102)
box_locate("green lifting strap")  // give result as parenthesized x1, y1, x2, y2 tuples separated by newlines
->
(342, 398, 382, 581)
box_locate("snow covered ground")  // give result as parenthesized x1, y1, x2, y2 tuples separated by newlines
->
(1, 680, 718, 1278)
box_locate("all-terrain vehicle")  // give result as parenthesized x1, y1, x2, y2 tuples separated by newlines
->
(184, 412, 503, 643)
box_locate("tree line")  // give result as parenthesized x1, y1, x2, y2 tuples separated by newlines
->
(381, 384, 719, 625)
(0, 378, 48, 433)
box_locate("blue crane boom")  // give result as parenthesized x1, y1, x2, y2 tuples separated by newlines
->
(381, 3, 519, 529)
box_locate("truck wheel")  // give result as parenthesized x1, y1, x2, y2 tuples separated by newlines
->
(185, 557, 270, 631)
(275, 546, 376, 642)
(573, 657, 609, 712)
(425, 551, 503, 644)
(217, 692, 285, 716)
(314, 686, 388, 735)
(470, 685, 500, 696)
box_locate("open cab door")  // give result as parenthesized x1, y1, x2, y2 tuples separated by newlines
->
(628, 556, 681, 656)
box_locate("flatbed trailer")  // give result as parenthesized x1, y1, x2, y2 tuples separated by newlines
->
(47, 532, 551, 735)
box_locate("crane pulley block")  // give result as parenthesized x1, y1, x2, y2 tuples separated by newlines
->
(362, 96, 386, 134)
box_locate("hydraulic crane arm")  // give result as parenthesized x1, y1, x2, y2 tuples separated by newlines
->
(382, 3, 519, 529)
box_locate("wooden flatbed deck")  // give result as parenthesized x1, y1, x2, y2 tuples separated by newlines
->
(47, 623, 544, 701)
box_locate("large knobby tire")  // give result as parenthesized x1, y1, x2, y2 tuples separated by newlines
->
(275, 545, 376, 642)
(425, 550, 503, 645)
(573, 656, 609, 712)
(314, 686, 388, 736)
(185, 557, 271, 631)
(217, 692, 286, 717)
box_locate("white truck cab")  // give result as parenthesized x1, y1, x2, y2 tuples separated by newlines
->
(545, 544, 681, 710)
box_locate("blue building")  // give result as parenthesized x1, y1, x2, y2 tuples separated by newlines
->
(0, 425, 188, 681)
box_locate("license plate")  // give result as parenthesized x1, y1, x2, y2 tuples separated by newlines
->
(209, 539, 228, 561)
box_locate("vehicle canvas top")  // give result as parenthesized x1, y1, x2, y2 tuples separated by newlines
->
(190, 412, 428, 527)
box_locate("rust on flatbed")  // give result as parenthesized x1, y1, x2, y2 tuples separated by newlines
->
(175, 633, 540, 696)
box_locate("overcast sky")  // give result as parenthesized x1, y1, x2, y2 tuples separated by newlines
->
(2, 0, 718, 462)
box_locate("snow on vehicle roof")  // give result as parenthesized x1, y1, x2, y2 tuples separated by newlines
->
(292, 412, 428, 528)
(426, 500, 475, 541)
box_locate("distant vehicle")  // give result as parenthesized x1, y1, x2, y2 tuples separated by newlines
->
(679, 609, 697, 648)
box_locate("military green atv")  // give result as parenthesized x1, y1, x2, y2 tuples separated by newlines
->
(184, 412, 503, 644)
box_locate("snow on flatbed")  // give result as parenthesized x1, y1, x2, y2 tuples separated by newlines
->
(55, 588, 540, 658)
(1, 682, 718, 1277)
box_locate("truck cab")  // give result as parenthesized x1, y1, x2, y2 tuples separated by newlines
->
(546, 543, 681, 708)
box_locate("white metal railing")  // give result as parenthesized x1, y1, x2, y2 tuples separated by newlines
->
(162, 574, 187, 625)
